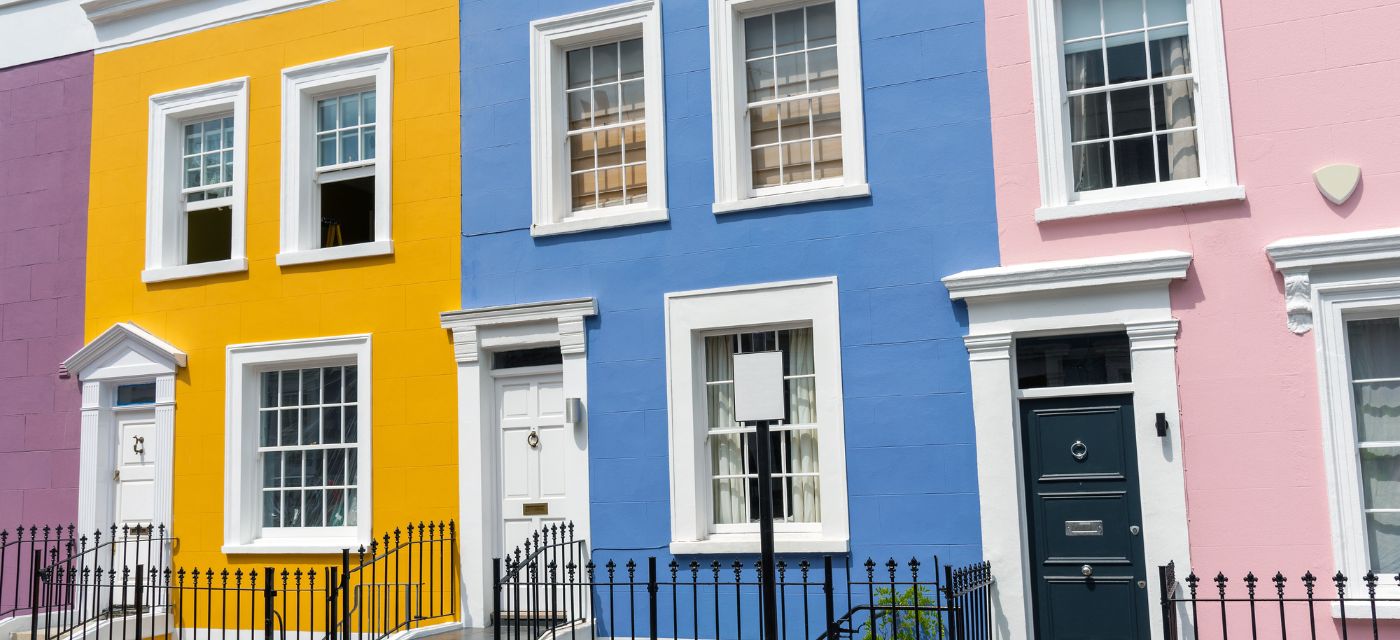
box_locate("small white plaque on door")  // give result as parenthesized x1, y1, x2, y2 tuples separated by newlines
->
(733, 351, 785, 422)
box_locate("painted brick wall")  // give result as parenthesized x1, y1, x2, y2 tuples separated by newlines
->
(982, 0, 1400, 585)
(0, 52, 91, 525)
(461, 0, 1001, 568)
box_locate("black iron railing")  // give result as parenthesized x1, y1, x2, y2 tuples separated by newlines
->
(28, 521, 457, 640)
(1159, 561, 1400, 640)
(0, 523, 173, 622)
(493, 523, 993, 639)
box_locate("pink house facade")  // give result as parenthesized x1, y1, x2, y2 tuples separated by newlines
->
(949, 0, 1400, 638)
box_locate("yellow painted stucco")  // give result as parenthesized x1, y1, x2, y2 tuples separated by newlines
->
(84, 0, 461, 568)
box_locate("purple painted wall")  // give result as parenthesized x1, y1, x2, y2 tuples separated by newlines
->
(0, 51, 91, 524)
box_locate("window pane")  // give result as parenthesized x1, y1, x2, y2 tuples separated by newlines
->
(707, 383, 737, 430)
(787, 377, 817, 424)
(1350, 319, 1400, 380)
(1061, 0, 1102, 40)
(1016, 332, 1132, 389)
(744, 14, 773, 59)
(262, 451, 281, 489)
(115, 382, 157, 406)
(773, 8, 804, 54)
(568, 89, 592, 130)
(301, 407, 320, 445)
(752, 146, 782, 187)
(305, 490, 323, 527)
(626, 165, 647, 203)
(747, 59, 776, 102)
(1362, 447, 1400, 509)
(280, 408, 299, 446)
(362, 90, 376, 124)
(318, 98, 337, 132)
(305, 449, 324, 487)
(341, 94, 360, 127)
(1355, 383, 1400, 442)
(348, 452, 357, 485)
(774, 53, 807, 98)
(1103, 0, 1143, 33)
(203, 125, 221, 155)
(284, 451, 303, 487)
(284, 490, 302, 527)
(1147, 0, 1187, 26)
(340, 128, 360, 163)
(807, 47, 839, 92)
(323, 406, 342, 444)
(592, 42, 619, 84)
(779, 99, 811, 143)
(1064, 47, 1105, 90)
(185, 122, 202, 154)
(1157, 131, 1199, 180)
(328, 448, 346, 486)
(318, 133, 337, 167)
(1072, 141, 1112, 191)
(619, 38, 644, 80)
(1105, 33, 1148, 84)
(1069, 93, 1108, 142)
(327, 489, 346, 526)
(363, 127, 376, 160)
(807, 3, 837, 48)
(185, 157, 201, 189)
(324, 366, 342, 403)
(782, 141, 813, 183)
(347, 489, 358, 526)
(571, 131, 596, 172)
(622, 124, 646, 164)
(301, 368, 320, 405)
(1149, 28, 1191, 77)
(1109, 86, 1151, 136)
(1152, 80, 1195, 130)
(814, 137, 843, 180)
(263, 491, 280, 528)
(261, 411, 278, 447)
(262, 372, 278, 408)
(597, 127, 623, 168)
(620, 80, 645, 122)
(344, 405, 358, 442)
(345, 366, 357, 402)
(811, 94, 841, 136)
(593, 84, 619, 126)
(1113, 135, 1156, 187)
(1368, 512, 1400, 572)
(598, 167, 624, 207)
(571, 172, 596, 211)
(566, 48, 591, 89)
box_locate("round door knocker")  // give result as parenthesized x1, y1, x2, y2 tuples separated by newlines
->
(527, 431, 540, 448)
(1069, 440, 1088, 461)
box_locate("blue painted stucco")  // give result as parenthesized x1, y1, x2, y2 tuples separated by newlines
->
(459, 0, 1000, 606)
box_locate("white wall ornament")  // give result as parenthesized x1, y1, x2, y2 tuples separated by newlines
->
(1267, 227, 1400, 334)
(1315, 164, 1362, 206)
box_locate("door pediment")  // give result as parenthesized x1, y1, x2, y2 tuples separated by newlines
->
(64, 322, 187, 381)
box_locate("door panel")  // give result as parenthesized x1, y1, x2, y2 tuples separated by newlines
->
(1022, 395, 1149, 639)
(497, 373, 573, 543)
(116, 418, 156, 527)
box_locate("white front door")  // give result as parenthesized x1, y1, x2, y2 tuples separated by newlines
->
(114, 412, 157, 529)
(496, 370, 578, 553)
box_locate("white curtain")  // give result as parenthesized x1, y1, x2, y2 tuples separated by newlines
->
(1064, 51, 1109, 191)
(784, 329, 820, 523)
(706, 335, 746, 524)
(1151, 34, 1199, 180)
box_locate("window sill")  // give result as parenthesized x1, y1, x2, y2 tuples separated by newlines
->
(670, 535, 849, 555)
(1332, 601, 1400, 619)
(142, 258, 248, 284)
(223, 538, 364, 555)
(1035, 184, 1246, 222)
(277, 240, 393, 267)
(531, 207, 669, 237)
(713, 183, 870, 215)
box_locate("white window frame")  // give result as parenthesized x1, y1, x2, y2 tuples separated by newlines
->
(708, 0, 868, 215)
(223, 334, 373, 554)
(1028, 0, 1243, 222)
(529, 0, 668, 236)
(665, 277, 849, 554)
(144, 78, 249, 284)
(279, 49, 393, 266)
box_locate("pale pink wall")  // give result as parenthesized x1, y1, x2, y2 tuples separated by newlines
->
(985, 0, 1400, 582)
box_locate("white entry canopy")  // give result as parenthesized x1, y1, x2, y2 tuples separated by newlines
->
(733, 351, 785, 422)
(63, 322, 187, 380)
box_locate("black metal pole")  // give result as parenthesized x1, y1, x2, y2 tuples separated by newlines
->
(754, 419, 779, 640)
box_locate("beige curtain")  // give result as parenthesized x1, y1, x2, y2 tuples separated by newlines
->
(1065, 51, 1109, 191)
(1152, 34, 1199, 180)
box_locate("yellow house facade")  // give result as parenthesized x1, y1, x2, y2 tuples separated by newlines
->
(67, 0, 461, 577)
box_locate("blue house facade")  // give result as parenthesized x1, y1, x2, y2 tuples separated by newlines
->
(446, 0, 1001, 631)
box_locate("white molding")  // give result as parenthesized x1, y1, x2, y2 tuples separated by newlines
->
(669, 535, 849, 555)
(943, 250, 1192, 300)
(280, 48, 393, 258)
(142, 257, 249, 283)
(712, 182, 870, 215)
(1035, 184, 1246, 222)
(954, 272, 1192, 640)
(529, 0, 669, 235)
(663, 277, 850, 551)
(1026, 0, 1239, 219)
(707, 0, 867, 212)
(65, 322, 189, 377)
(81, 0, 331, 52)
(439, 298, 597, 627)
(146, 77, 249, 278)
(223, 334, 373, 553)
(1265, 227, 1400, 334)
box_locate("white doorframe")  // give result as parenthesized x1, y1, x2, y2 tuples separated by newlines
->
(944, 251, 1195, 640)
(441, 298, 596, 628)
(64, 323, 186, 537)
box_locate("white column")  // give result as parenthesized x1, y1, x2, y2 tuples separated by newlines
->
(153, 374, 177, 530)
(964, 333, 1028, 640)
(77, 381, 103, 536)
(451, 326, 492, 628)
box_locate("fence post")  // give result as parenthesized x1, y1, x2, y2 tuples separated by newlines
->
(327, 566, 339, 640)
(492, 559, 502, 640)
(134, 564, 145, 640)
(1158, 565, 1175, 640)
(341, 549, 352, 640)
(28, 549, 41, 640)
(647, 557, 658, 640)
(264, 567, 276, 640)
(822, 556, 836, 640)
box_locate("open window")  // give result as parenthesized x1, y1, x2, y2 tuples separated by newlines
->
(280, 49, 393, 266)
(144, 78, 248, 283)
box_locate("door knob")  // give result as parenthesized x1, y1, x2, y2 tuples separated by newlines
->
(1081, 564, 1093, 577)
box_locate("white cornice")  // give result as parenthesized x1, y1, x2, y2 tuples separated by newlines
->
(441, 298, 598, 364)
(1265, 227, 1400, 334)
(82, 0, 330, 52)
(63, 322, 188, 379)
(943, 250, 1193, 300)
(81, 0, 181, 24)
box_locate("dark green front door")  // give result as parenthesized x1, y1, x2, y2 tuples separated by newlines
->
(1022, 395, 1150, 639)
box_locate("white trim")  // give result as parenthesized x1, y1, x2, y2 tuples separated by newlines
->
(1026, 0, 1239, 221)
(81, 0, 331, 52)
(529, 0, 668, 235)
(279, 48, 393, 261)
(943, 249, 1191, 300)
(67, 324, 185, 540)
(223, 334, 373, 553)
(707, 0, 868, 212)
(669, 534, 848, 555)
(663, 277, 850, 553)
(440, 298, 597, 627)
(1265, 227, 1400, 334)
(145, 77, 249, 281)
(948, 256, 1193, 640)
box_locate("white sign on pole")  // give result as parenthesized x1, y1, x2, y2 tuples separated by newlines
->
(733, 351, 785, 422)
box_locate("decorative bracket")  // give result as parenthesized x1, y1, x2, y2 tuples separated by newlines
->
(1281, 268, 1313, 334)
